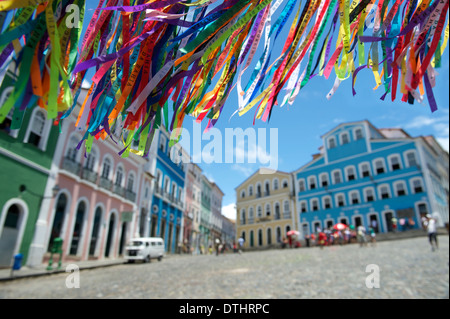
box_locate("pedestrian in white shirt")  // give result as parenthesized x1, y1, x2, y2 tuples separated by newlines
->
(425, 214, 439, 252)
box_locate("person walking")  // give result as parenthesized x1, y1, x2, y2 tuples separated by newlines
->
(357, 225, 368, 247)
(368, 227, 376, 247)
(238, 236, 245, 254)
(424, 214, 439, 251)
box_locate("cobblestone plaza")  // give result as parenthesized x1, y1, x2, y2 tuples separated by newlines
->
(0, 236, 448, 299)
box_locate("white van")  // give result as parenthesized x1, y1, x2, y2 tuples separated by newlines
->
(124, 237, 165, 263)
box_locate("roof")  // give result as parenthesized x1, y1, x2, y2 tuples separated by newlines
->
(234, 168, 291, 190)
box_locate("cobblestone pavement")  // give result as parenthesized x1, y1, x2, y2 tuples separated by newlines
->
(0, 236, 448, 299)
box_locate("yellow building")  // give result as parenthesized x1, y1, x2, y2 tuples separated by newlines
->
(235, 168, 297, 249)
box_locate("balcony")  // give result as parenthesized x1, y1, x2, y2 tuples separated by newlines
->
(125, 189, 137, 202)
(283, 211, 291, 219)
(99, 177, 113, 191)
(80, 167, 98, 184)
(62, 157, 81, 175)
(113, 184, 126, 197)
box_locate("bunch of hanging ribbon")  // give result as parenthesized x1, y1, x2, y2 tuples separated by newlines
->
(0, 0, 448, 158)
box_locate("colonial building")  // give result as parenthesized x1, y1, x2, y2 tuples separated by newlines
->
(26, 83, 149, 266)
(200, 175, 212, 252)
(0, 61, 62, 267)
(210, 183, 225, 245)
(294, 120, 449, 237)
(184, 162, 202, 254)
(235, 168, 297, 249)
(149, 127, 187, 254)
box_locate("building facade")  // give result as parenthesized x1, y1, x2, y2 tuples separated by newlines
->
(149, 127, 186, 254)
(0, 105, 61, 267)
(236, 168, 297, 250)
(184, 163, 202, 254)
(294, 120, 449, 238)
(26, 89, 150, 266)
(200, 175, 212, 252)
(210, 183, 224, 245)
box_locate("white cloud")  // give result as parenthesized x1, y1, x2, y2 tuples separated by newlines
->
(222, 203, 236, 221)
(437, 137, 449, 152)
(231, 164, 255, 177)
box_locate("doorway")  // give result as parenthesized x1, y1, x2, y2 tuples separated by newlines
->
(0, 203, 25, 268)
(104, 214, 116, 258)
(48, 193, 68, 252)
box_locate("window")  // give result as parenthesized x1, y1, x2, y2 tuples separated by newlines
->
(241, 209, 246, 225)
(264, 182, 270, 196)
(283, 180, 288, 188)
(241, 190, 246, 198)
(360, 163, 371, 178)
(328, 137, 336, 149)
(85, 150, 97, 171)
(374, 159, 385, 174)
(67, 136, 80, 161)
(308, 176, 317, 190)
(379, 185, 390, 199)
(336, 194, 345, 207)
(365, 188, 375, 202)
(256, 184, 262, 198)
(300, 201, 307, 213)
(248, 186, 253, 196)
(333, 170, 342, 184)
(346, 166, 356, 181)
(284, 200, 290, 212)
(25, 109, 50, 150)
(127, 174, 134, 192)
(0, 108, 13, 134)
(311, 199, 319, 211)
(320, 173, 329, 187)
(159, 135, 166, 153)
(355, 128, 364, 140)
(350, 191, 360, 205)
(249, 207, 254, 221)
(341, 132, 350, 145)
(412, 179, 424, 193)
(390, 155, 402, 171)
(101, 158, 111, 179)
(115, 166, 124, 186)
(265, 204, 271, 216)
(395, 182, 407, 196)
(405, 151, 418, 167)
(298, 180, 306, 192)
(273, 179, 279, 190)
(257, 206, 262, 217)
(323, 197, 332, 209)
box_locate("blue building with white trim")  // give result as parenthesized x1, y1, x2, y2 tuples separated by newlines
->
(294, 120, 449, 237)
(147, 127, 187, 254)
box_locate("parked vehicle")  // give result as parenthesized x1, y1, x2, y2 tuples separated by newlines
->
(124, 237, 165, 263)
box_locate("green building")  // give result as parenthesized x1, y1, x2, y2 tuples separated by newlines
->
(0, 78, 61, 267)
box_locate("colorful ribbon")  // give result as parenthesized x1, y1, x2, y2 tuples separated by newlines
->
(0, 0, 448, 158)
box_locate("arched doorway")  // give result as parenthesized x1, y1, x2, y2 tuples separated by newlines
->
(70, 201, 87, 256)
(48, 193, 68, 252)
(119, 222, 127, 256)
(89, 206, 102, 256)
(0, 203, 25, 268)
(104, 214, 116, 258)
(384, 211, 395, 233)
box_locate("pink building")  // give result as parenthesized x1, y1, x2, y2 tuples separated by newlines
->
(29, 86, 152, 265)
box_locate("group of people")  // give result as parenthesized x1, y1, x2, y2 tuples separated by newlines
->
(304, 225, 377, 249)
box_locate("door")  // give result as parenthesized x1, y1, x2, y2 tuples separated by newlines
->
(48, 194, 68, 252)
(384, 212, 394, 232)
(89, 207, 102, 256)
(0, 204, 23, 268)
(70, 201, 86, 255)
(119, 222, 127, 256)
(105, 214, 116, 258)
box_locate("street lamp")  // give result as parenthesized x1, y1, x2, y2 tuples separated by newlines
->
(19, 184, 60, 199)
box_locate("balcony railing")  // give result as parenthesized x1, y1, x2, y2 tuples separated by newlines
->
(62, 157, 81, 175)
(283, 211, 291, 219)
(80, 168, 98, 184)
(99, 177, 113, 191)
(113, 184, 126, 197)
(125, 189, 137, 202)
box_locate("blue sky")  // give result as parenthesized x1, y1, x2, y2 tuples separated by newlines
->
(80, 2, 450, 220)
